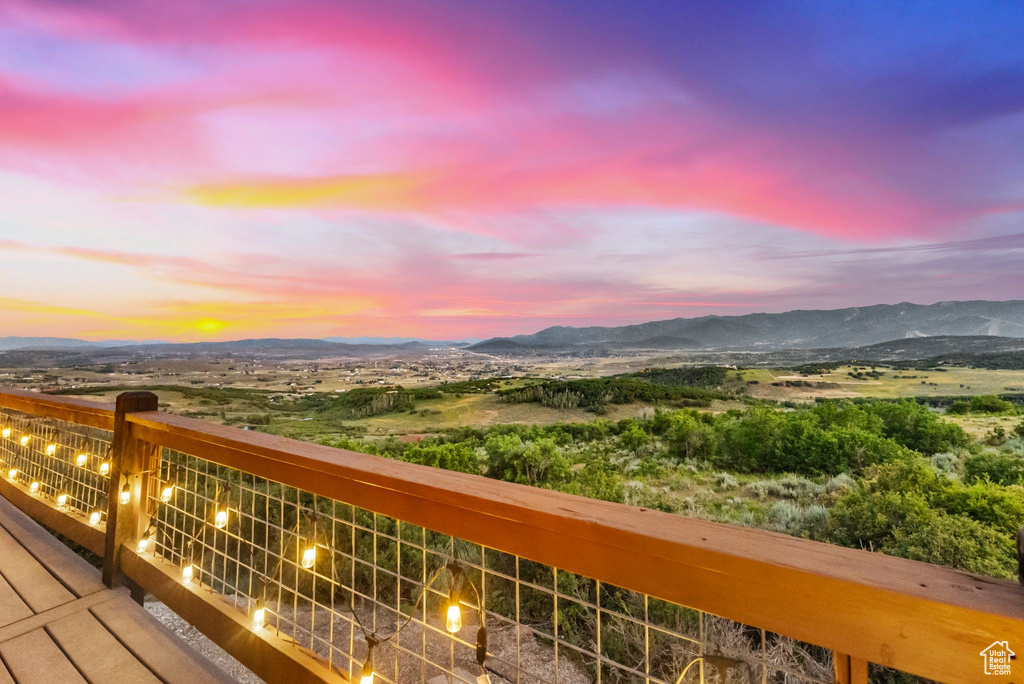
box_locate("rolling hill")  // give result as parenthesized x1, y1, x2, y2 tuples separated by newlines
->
(471, 300, 1024, 351)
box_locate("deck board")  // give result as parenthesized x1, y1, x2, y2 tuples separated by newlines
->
(0, 628, 88, 684)
(46, 610, 162, 684)
(0, 495, 236, 684)
(0, 497, 103, 598)
(0, 526, 75, 614)
(0, 574, 32, 629)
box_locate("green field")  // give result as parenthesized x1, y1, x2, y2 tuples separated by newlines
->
(742, 365, 1024, 401)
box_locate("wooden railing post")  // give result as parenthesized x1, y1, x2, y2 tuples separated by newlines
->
(102, 391, 160, 601)
(834, 652, 869, 684)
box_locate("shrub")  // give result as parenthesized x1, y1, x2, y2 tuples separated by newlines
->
(970, 395, 1016, 414)
(767, 502, 829, 539)
(964, 450, 1024, 486)
(712, 472, 739, 490)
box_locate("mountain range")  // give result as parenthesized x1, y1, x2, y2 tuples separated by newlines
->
(469, 300, 1024, 351)
(4, 301, 1024, 359)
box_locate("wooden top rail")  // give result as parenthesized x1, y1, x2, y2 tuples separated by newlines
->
(0, 389, 115, 431)
(126, 409, 1024, 683)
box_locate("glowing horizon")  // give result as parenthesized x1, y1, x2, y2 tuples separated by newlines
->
(1, 1, 1023, 342)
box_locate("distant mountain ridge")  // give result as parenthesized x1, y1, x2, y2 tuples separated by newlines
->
(472, 300, 1024, 351)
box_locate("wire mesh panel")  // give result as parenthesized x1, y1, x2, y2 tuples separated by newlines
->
(0, 407, 113, 524)
(150, 448, 836, 684)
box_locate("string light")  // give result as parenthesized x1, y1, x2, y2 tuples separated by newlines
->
(160, 483, 174, 503)
(360, 636, 377, 684)
(136, 536, 151, 554)
(99, 461, 110, 476)
(252, 601, 266, 630)
(89, 511, 101, 525)
(45, 443, 56, 456)
(301, 544, 316, 569)
(76, 453, 88, 467)
(182, 564, 196, 583)
(214, 508, 228, 528)
(446, 563, 463, 634)
(446, 594, 463, 634)
(119, 482, 131, 505)
(56, 492, 69, 508)
(1, 428, 9, 439)
(6, 468, 16, 479)
(19, 435, 29, 446)
(29, 481, 40, 494)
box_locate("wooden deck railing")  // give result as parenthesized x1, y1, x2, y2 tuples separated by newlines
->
(0, 387, 1022, 684)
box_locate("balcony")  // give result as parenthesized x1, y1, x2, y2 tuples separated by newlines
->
(0, 387, 1021, 684)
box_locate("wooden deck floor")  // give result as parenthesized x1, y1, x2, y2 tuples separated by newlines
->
(0, 496, 235, 684)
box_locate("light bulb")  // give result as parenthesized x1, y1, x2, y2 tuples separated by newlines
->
(301, 546, 316, 569)
(360, 643, 375, 684)
(29, 481, 40, 494)
(182, 564, 195, 583)
(119, 484, 130, 505)
(19, 436, 29, 446)
(45, 444, 56, 456)
(7, 468, 16, 479)
(1, 428, 9, 439)
(136, 537, 150, 554)
(214, 509, 228, 528)
(89, 511, 101, 525)
(446, 602, 463, 634)
(99, 461, 110, 476)
(252, 606, 266, 630)
(56, 493, 68, 508)
(76, 454, 87, 467)
(160, 484, 174, 502)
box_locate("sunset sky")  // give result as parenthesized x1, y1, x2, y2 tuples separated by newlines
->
(1, 0, 1023, 341)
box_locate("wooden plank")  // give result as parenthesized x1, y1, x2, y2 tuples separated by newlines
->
(0, 389, 114, 431)
(0, 573, 32, 629)
(0, 525, 74, 614)
(0, 496, 104, 597)
(90, 593, 237, 684)
(127, 409, 1024, 684)
(0, 662, 13, 684)
(0, 628, 88, 684)
(0, 479, 104, 556)
(120, 549, 346, 684)
(0, 590, 119, 645)
(46, 608, 161, 684)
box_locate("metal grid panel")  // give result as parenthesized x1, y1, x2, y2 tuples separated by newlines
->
(152, 448, 836, 684)
(0, 408, 112, 524)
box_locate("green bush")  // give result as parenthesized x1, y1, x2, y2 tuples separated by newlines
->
(964, 450, 1024, 486)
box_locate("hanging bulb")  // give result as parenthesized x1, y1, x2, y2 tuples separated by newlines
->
(76, 453, 88, 467)
(446, 592, 463, 634)
(182, 564, 195, 583)
(7, 468, 17, 479)
(360, 638, 377, 684)
(29, 481, 40, 494)
(1, 428, 10, 439)
(214, 508, 228, 528)
(99, 461, 110, 476)
(119, 483, 130, 504)
(301, 545, 316, 569)
(56, 493, 68, 508)
(19, 436, 29, 446)
(160, 484, 174, 502)
(252, 604, 266, 630)
(89, 511, 101, 525)
(45, 444, 56, 456)
(136, 537, 151, 554)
